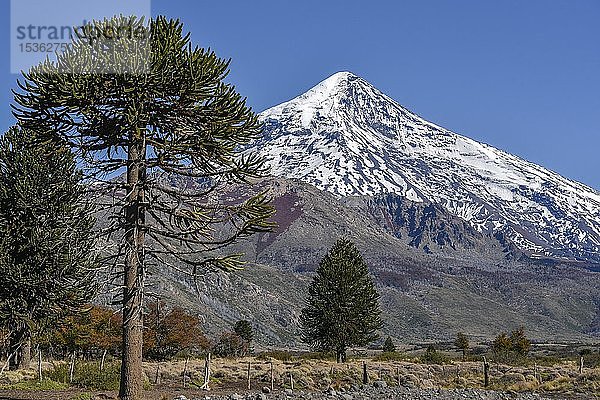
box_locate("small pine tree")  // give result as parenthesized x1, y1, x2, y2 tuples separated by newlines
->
(492, 327, 530, 363)
(454, 332, 470, 360)
(509, 326, 530, 357)
(383, 336, 396, 353)
(491, 331, 512, 359)
(233, 320, 253, 344)
(300, 238, 382, 363)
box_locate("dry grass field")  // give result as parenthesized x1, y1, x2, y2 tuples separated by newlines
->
(143, 356, 600, 396)
(0, 354, 598, 399)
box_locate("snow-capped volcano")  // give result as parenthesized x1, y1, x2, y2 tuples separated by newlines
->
(248, 71, 600, 263)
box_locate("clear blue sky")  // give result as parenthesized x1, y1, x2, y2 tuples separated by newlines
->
(2, 1, 599, 189)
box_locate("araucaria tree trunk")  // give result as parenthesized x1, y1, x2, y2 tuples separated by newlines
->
(120, 132, 147, 399)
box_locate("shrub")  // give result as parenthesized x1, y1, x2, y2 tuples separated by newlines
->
(420, 345, 449, 364)
(46, 361, 120, 390)
(144, 303, 210, 360)
(41, 305, 122, 359)
(213, 332, 249, 358)
(509, 327, 531, 356)
(0, 379, 69, 391)
(492, 326, 531, 364)
(584, 351, 600, 368)
(70, 393, 93, 400)
(298, 352, 336, 361)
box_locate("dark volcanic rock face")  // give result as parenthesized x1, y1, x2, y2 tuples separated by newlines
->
(366, 193, 487, 252)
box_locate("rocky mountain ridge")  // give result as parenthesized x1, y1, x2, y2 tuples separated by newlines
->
(246, 72, 600, 265)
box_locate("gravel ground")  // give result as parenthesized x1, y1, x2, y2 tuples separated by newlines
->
(170, 383, 578, 400)
(0, 386, 581, 400)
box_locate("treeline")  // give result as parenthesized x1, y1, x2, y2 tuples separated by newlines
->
(0, 304, 255, 363)
(375, 327, 531, 365)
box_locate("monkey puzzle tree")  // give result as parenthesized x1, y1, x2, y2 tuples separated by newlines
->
(0, 126, 97, 370)
(300, 239, 382, 363)
(14, 16, 274, 400)
(382, 336, 396, 353)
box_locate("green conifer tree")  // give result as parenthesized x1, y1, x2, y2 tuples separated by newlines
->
(0, 127, 97, 370)
(233, 320, 254, 344)
(383, 336, 396, 353)
(454, 332, 470, 360)
(300, 238, 382, 363)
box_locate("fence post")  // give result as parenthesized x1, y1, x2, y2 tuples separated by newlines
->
(247, 361, 251, 390)
(37, 348, 42, 382)
(270, 362, 274, 392)
(483, 356, 489, 388)
(362, 361, 369, 384)
(154, 363, 160, 385)
(69, 352, 75, 383)
(200, 353, 211, 390)
(100, 349, 107, 372)
(183, 357, 190, 388)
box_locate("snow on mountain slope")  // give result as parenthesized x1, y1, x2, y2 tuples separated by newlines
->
(247, 71, 600, 263)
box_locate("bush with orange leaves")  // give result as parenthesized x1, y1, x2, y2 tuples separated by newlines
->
(143, 302, 210, 361)
(40, 305, 122, 359)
